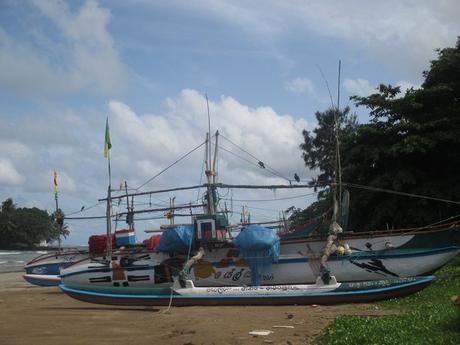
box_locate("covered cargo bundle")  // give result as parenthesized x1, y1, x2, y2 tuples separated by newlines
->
(155, 225, 194, 254)
(88, 234, 116, 255)
(233, 225, 280, 286)
(143, 234, 161, 251)
(115, 229, 136, 246)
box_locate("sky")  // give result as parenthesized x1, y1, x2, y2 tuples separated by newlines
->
(0, 0, 459, 245)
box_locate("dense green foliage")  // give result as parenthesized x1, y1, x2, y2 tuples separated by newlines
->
(300, 106, 358, 187)
(299, 38, 460, 231)
(315, 255, 460, 345)
(0, 198, 69, 248)
(290, 107, 357, 227)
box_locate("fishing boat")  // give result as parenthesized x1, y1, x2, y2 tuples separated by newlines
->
(59, 275, 435, 306)
(59, 123, 459, 293)
(59, 100, 459, 300)
(59, 227, 458, 292)
(23, 250, 88, 286)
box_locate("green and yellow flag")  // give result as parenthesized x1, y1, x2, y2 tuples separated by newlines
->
(104, 117, 112, 158)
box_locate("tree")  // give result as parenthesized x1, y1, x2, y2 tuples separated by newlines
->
(0, 199, 17, 247)
(0, 198, 67, 249)
(51, 209, 70, 240)
(297, 38, 460, 231)
(344, 37, 460, 230)
(11, 207, 55, 247)
(294, 107, 357, 228)
(300, 106, 358, 187)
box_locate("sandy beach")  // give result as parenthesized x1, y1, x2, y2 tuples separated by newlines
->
(0, 272, 399, 345)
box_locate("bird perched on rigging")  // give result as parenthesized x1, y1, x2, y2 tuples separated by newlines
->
(294, 173, 300, 183)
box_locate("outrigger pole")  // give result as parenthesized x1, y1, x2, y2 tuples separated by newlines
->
(99, 183, 326, 202)
(116, 203, 206, 217)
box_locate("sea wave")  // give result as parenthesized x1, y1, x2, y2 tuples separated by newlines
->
(0, 252, 21, 255)
(0, 261, 6, 264)
(35, 251, 48, 254)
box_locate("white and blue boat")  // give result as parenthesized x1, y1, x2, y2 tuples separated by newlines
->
(23, 250, 88, 286)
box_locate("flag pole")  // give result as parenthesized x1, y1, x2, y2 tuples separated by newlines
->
(105, 117, 113, 257)
(106, 150, 113, 257)
(55, 192, 61, 252)
(53, 171, 62, 252)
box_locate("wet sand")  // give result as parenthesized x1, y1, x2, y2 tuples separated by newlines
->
(0, 272, 397, 345)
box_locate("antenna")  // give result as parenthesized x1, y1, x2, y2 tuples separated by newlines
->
(316, 64, 335, 109)
(337, 60, 341, 112)
(336, 60, 342, 219)
(206, 93, 211, 166)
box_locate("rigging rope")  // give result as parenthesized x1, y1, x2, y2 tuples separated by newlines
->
(66, 201, 106, 216)
(220, 192, 317, 202)
(219, 134, 292, 182)
(136, 140, 206, 191)
(343, 182, 460, 205)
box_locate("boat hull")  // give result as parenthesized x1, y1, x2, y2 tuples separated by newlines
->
(59, 246, 458, 294)
(191, 246, 459, 286)
(24, 251, 88, 275)
(59, 276, 434, 306)
(23, 274, 61, 286)
(60, 258, 164, 294)
(58, 223, 459, 292)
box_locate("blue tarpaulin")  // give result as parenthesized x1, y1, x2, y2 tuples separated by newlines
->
(233, 225, 280, 286)
(155, 225, 194, 254)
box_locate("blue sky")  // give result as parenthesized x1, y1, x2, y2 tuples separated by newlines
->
(0, 0, 459, 245)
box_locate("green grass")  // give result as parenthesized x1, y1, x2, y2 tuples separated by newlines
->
(315, 255, 460, 345)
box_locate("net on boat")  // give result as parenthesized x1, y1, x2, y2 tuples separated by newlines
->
(233, 225, 280, 286)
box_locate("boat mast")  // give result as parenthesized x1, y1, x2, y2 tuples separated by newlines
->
(204, 95, 217, 215)
(124, 181, 134, 231)
(332, 60, 342, 223)
(336, 60, 342, 221)
(319, 60, 343, 284)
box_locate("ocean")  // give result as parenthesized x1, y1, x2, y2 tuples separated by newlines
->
(0, 250, 47, 273)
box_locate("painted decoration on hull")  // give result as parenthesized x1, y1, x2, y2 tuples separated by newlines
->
(349, 258, 399, 277)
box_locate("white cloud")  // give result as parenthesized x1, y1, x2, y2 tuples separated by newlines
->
(0, 0, 125, 97)
(1, 90, 314, 243)
(0, 141, 33, 160)
(343, 78, 375, 97)
(154, 0, 459, 76)
(285, 78, 315, 95)
(343, 78, 422, 97)
(396, 80, 420, 93)
(0, 158, 25, 186)
(107, 89, 311, 189)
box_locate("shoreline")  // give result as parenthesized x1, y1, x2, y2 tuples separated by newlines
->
(0, 272, 398, 345)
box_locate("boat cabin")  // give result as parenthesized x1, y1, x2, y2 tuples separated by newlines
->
(193, 214, 229, 242)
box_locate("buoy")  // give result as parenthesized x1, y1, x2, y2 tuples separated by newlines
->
(336, 246, 345, 255)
